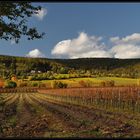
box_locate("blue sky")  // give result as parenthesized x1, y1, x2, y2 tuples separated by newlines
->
(1, 3, 140, 59)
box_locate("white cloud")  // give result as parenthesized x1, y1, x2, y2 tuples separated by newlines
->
(26, 49, 45, 58)
(51, 32, 112, 58)
(121, 33, 140, 44)
(34, 8, 47, 20)
(51, 32, 140, 59)
(110, 37, 120, 44)
(110, 33, 140, 45)
(110, 33, 140, 58)
(110, 44, 140, 59)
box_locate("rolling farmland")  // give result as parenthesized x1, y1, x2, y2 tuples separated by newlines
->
(1, 2, 140, 139)
(0, 87, 140, 138)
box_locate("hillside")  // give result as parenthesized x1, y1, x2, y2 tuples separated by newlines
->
(53, 58, 140, 70)
(0, 55, 140, 78)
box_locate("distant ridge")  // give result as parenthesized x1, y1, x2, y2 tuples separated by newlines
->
(0, 55, 140, 78)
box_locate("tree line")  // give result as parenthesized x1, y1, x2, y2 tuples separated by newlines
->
(0, 55, 140, 80)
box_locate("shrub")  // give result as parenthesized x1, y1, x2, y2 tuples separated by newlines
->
(62, 83, 68, 88)
(57, 81, 63, 88)
(79, 80, 92, 87)
(105, 80, 115, 87)
(4, 80, 17, 88)
(100, 81, 106, 87)
(11, 75, 17, 82)
(0, 79, 4, 88)
(58, 82, 67, 88)
(51, 81, 68, 88)
(48, 76, 54, 80)
(79, 80, 86, 87)
(31, 82, 39, 87)
(38, 83, 47, 88)
(100, 80, 115, 87)
(18, 81, 28, 87)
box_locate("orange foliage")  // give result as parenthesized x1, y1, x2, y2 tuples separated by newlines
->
(0, 79, 4, 88)
(11, 76, 17, 82)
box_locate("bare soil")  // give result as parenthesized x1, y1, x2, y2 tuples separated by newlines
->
(0, 92, 140, 138)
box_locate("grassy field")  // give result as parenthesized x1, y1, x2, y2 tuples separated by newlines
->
(39, 77, 140, 88)
(96, 77, 138, 86)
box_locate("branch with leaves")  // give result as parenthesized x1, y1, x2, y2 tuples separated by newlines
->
(0, 2, 45, 43)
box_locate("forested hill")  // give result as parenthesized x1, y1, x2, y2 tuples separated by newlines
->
(52, 58, 140, 70)
(0, 55, 140, 78)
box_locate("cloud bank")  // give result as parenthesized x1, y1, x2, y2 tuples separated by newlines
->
(26, 49, 45, 58)
(110, 33, 140, 58)
(51, 32, 140, 59)
(34, 8, 47, 20)
(52, 32, 112, 58)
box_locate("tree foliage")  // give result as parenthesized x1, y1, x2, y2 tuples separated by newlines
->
(51, 81, 67, 88)
(0, 2, 45, 43)
(0, 55, 140, 79)
(4, 80, 17, 88)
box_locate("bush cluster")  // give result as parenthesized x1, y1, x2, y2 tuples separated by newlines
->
(78, 80, 93, 87)
(38, 83, 47, 88)
(4, 80, 17, 88)
(51, 81, 68, 88)
(100, 80, 115, 87)
(31, 82, 39, 87)
(18, 82, 28, 87)
(0, 80, 4, 88)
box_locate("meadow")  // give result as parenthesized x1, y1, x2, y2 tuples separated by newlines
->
(1, 2, 140, 138)
(41, 76, 140, 88)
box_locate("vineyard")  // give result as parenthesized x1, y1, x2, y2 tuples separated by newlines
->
(38, 86, 140, 113)
(0, 87, 140, 138)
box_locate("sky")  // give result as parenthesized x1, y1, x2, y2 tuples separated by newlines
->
(1, 3, 140, 59)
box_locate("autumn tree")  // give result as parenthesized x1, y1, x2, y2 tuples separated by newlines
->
(0, 78, 4, 88)
(0, 2, 45, 43)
